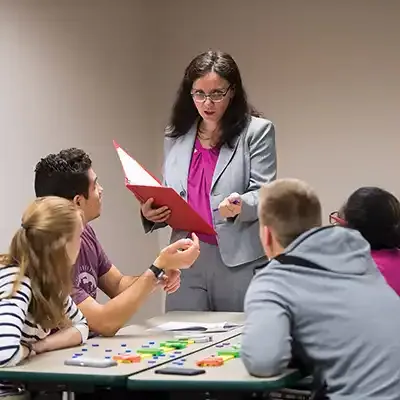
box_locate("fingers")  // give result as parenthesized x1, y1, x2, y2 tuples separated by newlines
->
(165, 275, 180, 290)
(165, 282, 180, 294)
(159, 270, 181, 294)
(218, 204, 234, 218)
(218, 197, 241, 218)
(150, 210, 171, 223)
(164, 275, 181, 293)
(157, 236, 200, 271)
(142, 197, 154, 210)
(141, 198, 171, 222)
(191, 233, 200, 248)
(167, 238, 194, 252)
(228, 192, 241, 204)
(178, 242, 200, 269)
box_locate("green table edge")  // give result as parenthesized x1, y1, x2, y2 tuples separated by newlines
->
(0, 371, 127, 387)
(126, 369, 302, 391)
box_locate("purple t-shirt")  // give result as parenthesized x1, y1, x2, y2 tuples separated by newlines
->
(187, 138, 220, 245)
(72, 224, 112, 305)
(371, 249, 400, 296)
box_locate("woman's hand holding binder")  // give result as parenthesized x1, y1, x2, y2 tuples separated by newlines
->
(141, 198, 171, 223)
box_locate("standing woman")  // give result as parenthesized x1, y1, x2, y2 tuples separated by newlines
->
(141, 50, 277, 312)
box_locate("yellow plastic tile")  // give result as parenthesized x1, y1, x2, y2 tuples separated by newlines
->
(139, 353, 152, 359)
(220, 355, 234, 362)
(160, 347, 175, 353)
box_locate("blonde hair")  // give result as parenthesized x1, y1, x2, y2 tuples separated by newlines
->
(0, 196, 81, 330)
(259, 178, 322, 248)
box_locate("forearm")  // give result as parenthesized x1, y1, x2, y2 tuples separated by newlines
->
(117, 275, 140, 295)
(34, 327, 83, 354)
(95, 270, 157, 336)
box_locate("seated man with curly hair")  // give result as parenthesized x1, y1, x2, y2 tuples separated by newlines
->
(34, 148, 200, 337)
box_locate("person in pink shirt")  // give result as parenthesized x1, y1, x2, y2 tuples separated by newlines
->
(141, 50, 277, 312)
(330, 187, 400, 296)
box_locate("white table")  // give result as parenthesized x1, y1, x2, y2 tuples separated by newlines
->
(0, 312, 244, 392)
(127, 335, 301, 392)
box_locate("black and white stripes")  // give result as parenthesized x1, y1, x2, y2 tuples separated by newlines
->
(0, 265, 88, 367)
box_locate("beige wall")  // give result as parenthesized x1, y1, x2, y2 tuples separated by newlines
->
(0, 0, 163, 322)
(1, 0, 399, 322)
(149, 0, 400, 226)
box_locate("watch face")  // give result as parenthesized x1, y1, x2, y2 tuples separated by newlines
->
(150, 265, 164, 279)
(155, 268, 164, 278)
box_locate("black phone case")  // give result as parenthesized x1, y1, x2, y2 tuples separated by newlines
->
(155, 367, 206, 376)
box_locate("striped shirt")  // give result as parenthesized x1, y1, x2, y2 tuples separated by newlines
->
(0, 264, 89, 367)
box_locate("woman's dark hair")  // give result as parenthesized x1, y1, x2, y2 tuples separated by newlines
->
(342, 187, 400, 250)
(166, 50, 261, 147)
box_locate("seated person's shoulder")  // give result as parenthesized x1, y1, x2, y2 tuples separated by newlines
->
(0, 264, 32, 297)
(81, 223, 97, 240)
(79, 224, 105, 254)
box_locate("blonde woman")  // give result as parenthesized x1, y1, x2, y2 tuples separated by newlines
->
(0, 196, 89, 367)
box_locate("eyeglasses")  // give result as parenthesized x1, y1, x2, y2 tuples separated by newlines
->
(191, 85, 231, 103)
(329, 211, 346, 225)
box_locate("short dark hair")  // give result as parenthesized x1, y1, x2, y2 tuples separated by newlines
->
(166, 50, 261, 148)
(34, 148, 92, 200)
(342, 187, 400, 250)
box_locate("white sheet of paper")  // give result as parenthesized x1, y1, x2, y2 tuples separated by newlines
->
(116, 146, 161, 187)
(155, 321, 242, 332)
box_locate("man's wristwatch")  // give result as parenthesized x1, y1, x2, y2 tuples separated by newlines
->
(149, 264, 165, 280)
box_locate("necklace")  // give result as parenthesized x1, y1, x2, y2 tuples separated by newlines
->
(197, 123, 219, 141)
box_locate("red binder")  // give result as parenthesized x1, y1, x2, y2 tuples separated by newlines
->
(113, 141, 216, 236)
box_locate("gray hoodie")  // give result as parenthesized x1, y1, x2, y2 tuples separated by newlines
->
(242, 225, 400, 400)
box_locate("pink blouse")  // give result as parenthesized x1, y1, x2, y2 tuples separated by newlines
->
(187, 138, 220, 245)
(371, 249, 400, 296)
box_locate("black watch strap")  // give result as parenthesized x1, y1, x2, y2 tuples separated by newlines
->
(149, 264, 165, 280)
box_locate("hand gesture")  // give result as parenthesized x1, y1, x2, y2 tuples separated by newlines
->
(160, 269, 181, 294)
(154, 233, 200, 271)
(218, 192, 242, 218)
(141, 198, 171, 223)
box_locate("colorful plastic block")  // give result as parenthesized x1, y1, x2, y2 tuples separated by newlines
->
(137, 348, 163, 356)
(219, 354, 234, 362)
(160, 341, 187, 349)
(113, 354, 141, 363)
(176, 335, 211, 343)
(196, 356, 224, 367)
(217, 349, 240, 358)
(160, 346, 175, 353)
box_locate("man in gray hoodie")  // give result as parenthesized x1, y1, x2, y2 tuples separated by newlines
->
(242, 178, 400, 400)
